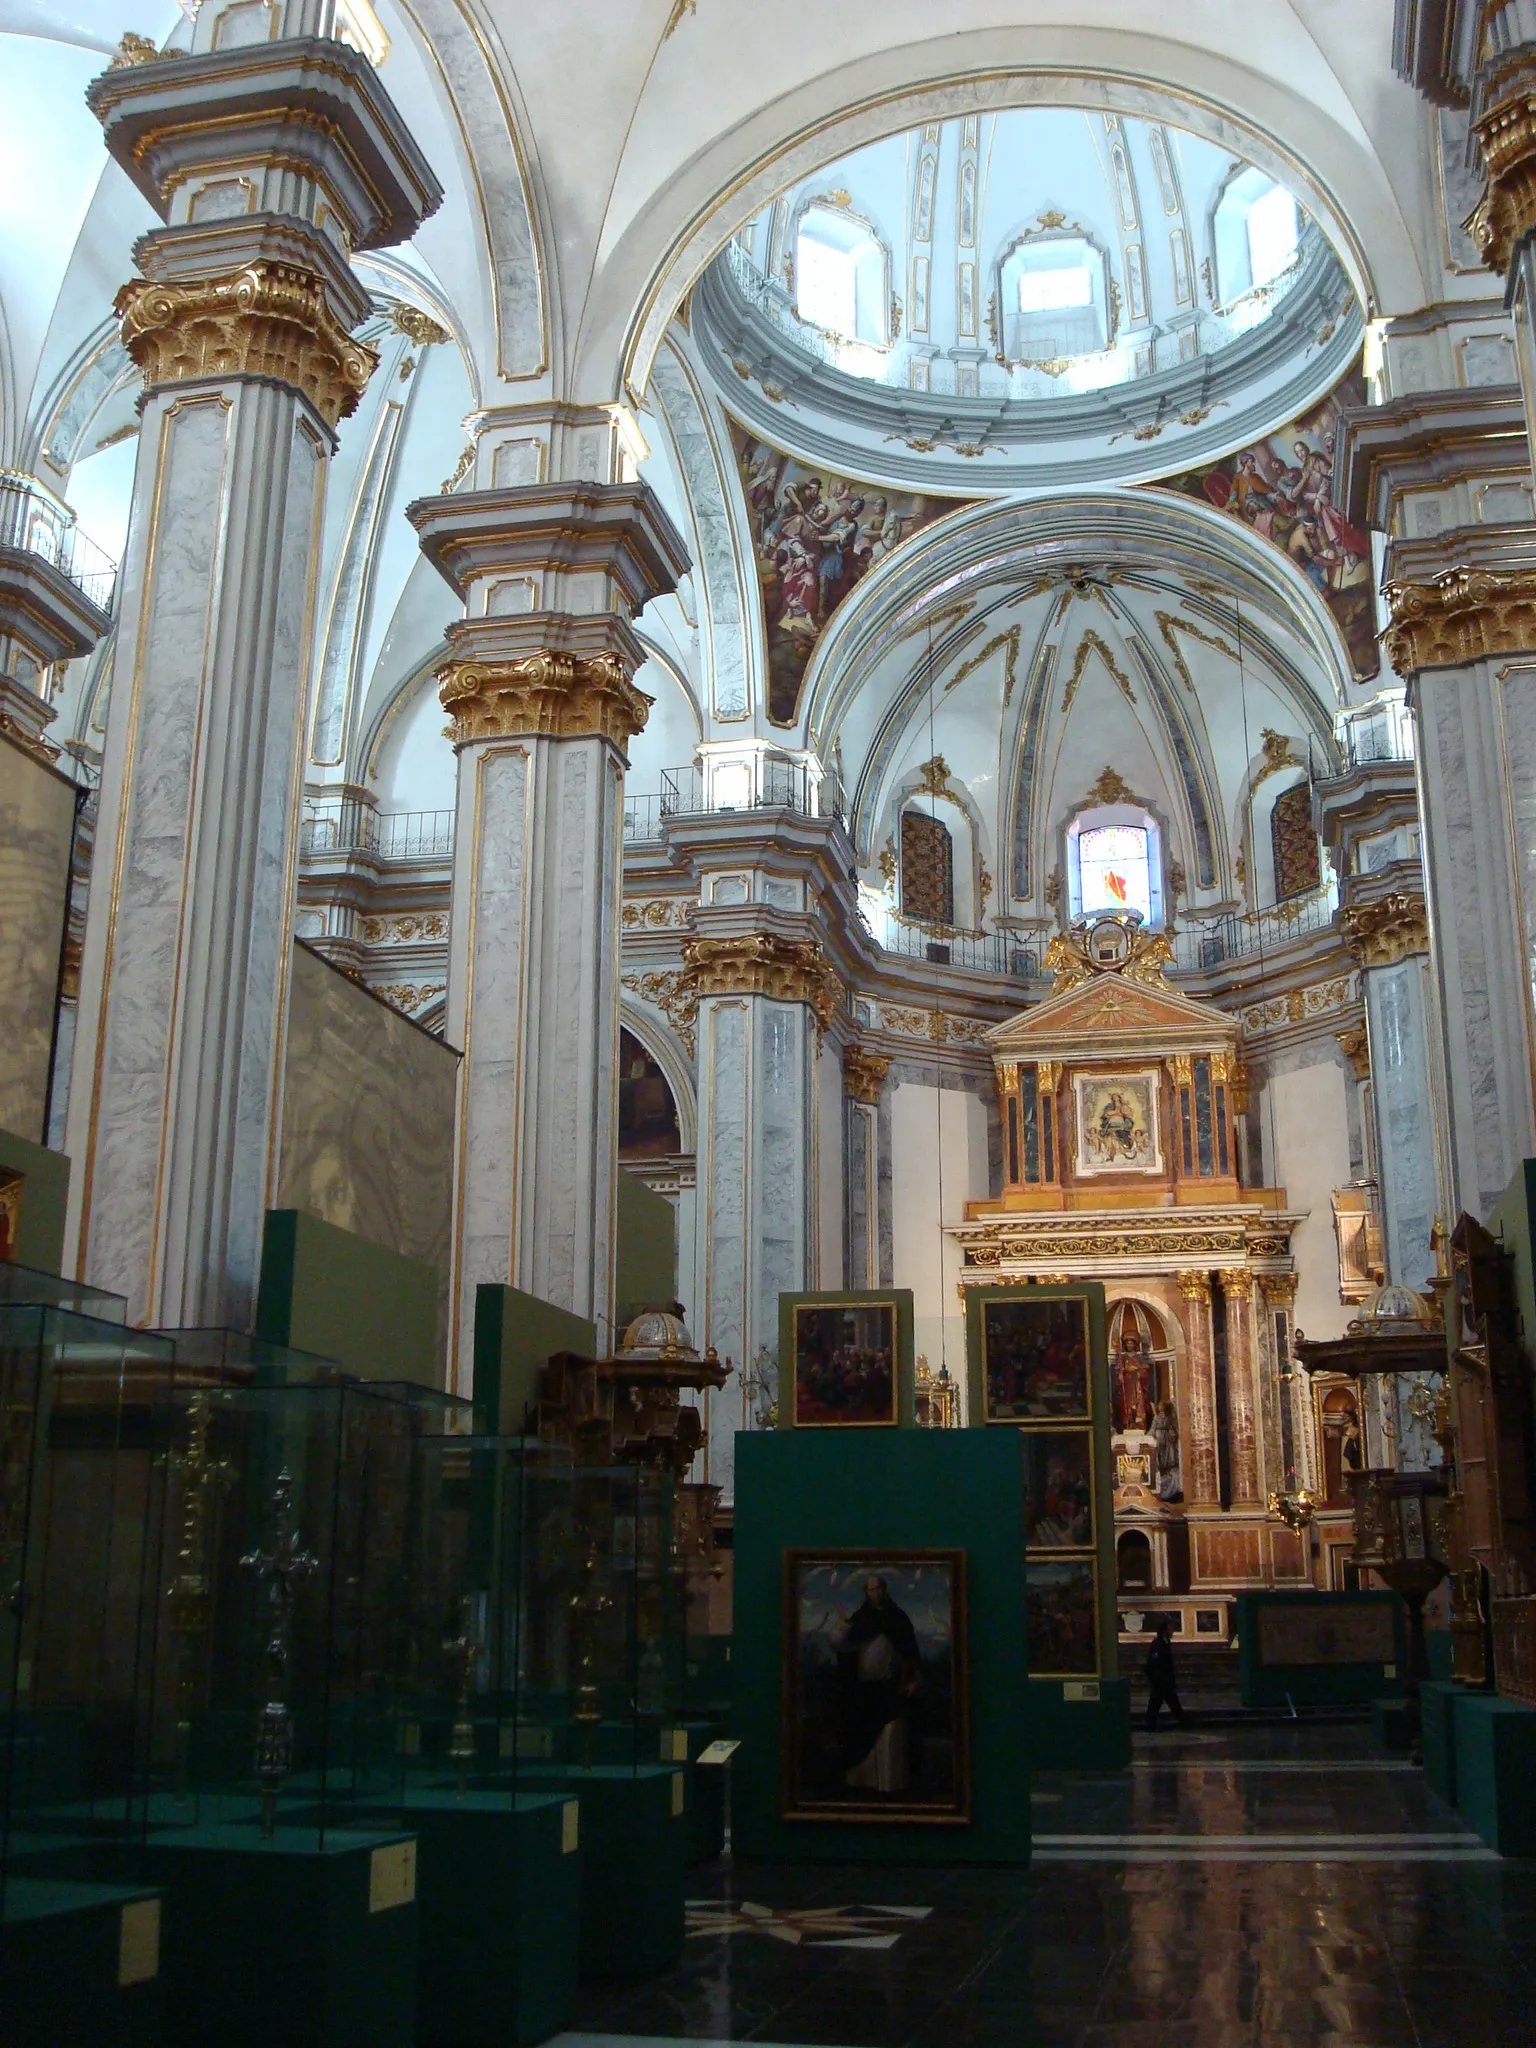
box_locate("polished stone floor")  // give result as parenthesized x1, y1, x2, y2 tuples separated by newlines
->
(562, 1723, 1535, 2047)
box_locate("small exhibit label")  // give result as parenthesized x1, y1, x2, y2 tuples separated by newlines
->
(561, 1800, 579, 1855)
(671, 1771, 686, 1817)
(118, 1899, 160, 1987)
(396, 1722, 421, 1756)
(1063, 1681, 1101, 1702)
(661, 1727, 689, 1762)
(1383, 1664, 1397, 1679)
(369, 1840, 417, 1913)
(697, 1739, 740, 1766)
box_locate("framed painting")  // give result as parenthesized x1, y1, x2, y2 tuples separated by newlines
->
(778, 1291, 913, 1427)
(1025, 1557, 1100, 1678)
(980, 1294, 1091, 1423)
(1073, 1070, 1163, 1176)
(1021, 1430, 1094, 1548)
(782, 1550, 970, 1823)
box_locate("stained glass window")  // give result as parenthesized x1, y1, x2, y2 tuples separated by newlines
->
(1076, 824, 1151, 922)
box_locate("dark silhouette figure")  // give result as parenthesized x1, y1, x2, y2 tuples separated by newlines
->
(1145, 1620, 1188, 1730)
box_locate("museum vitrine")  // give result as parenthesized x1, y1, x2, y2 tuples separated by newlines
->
(1, 1302, 179, 1911)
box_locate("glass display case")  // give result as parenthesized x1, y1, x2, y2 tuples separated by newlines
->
(133, 1373, 472, 1844)
(1, 1302, 178, 1912)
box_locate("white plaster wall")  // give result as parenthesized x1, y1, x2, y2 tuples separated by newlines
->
(1265, 1056, 1354, 1342)
(890, 1077, 985, 1399)
(373, 674, 457, 811)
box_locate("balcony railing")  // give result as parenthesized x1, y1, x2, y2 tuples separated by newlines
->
(623, 760, 844, 843)
(1171, 880, 1339, 970)
(301, 799, 455, 861)
(0, 472, 118, 614)
(1317, 702, 1415, 774)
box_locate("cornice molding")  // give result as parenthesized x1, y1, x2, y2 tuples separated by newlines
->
(115, 261, 376, 425)
(438, 649, 652, 750)
(1383, 564, 1536, 672)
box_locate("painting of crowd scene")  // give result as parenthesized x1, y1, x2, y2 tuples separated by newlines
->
(731, 425, 966, 723)
(782, 1551, 969, 1821)
(1156, 369, 1378, 682)
(1025, 1558, 1099, 1676)
(792, 1302, 898, 1427)
(1021, 1431, 1095, 1549)
(982, 1296, 1091, 1423)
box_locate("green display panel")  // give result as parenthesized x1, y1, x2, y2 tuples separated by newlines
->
(1234, 1590, 1406, 1707)
(256, 1209, 439, 1385)
(614, 1169, 677, 1326)
(472, 1284, 597, 1435)
(732, 1429, 1031, 1863)
(0, 1129, 70, 1275)
(776, 1289, 915, 1428)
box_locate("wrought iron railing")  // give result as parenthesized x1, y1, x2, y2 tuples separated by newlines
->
(623, 761, 844, 842)
(1171, 881, 1338, 970)
(300, 799, 454, 860)
(0, 472, 118, 613)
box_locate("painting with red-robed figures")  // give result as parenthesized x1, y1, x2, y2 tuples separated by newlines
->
(731, 423, 968, 724)
(1155, 366, 1378, 682)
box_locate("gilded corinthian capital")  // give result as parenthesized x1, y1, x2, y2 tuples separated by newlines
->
(843, 1046, 892, 1103)
(1383, 565, 1536, 675)
(1468, 47, 1536, 274)
(682, 934, 843, 1037)
(437, 649, 652, 750)
(115, 264, 378, 426)
(1342, 891, 1429, 969)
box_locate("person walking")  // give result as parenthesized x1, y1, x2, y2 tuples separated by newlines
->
(1145, 1620, 1188, 1730)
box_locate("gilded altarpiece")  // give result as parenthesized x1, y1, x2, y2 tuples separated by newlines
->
(950, 918, 1311, 1637)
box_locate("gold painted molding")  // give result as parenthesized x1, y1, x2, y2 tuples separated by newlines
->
(1257, 1271, 1298, 1307)
(843, 1045, 892, 1103)
(438, 650, 652, 749)
(1468, 49, 1536, 274)
(1384, 565, 1536, 674)
(1177, 1269, 1213, 1302)
(1342, 890, 1429, 968)
(1219, 1267, 1254, 1300)
(115, 263, 378, 427)
(683, 934, 842, 1036)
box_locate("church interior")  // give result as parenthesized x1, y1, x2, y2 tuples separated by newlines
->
(5, 1, 1536, 2042)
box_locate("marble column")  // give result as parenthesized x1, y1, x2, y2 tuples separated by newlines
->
(1177, 1269, 1220, 1508)
(1386, 586, 1536, 1218)
(1344, 900, 1440, 1285)
(409, 472, 688, 1382)
(843, 1045, 889, 1290)
(65, 16, 439, 1324)
(688, 934, 842, 1500)
(1218, 1269, 1261, 1508)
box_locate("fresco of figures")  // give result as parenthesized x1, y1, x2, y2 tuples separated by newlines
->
(731, 424, 968, 723)
(1156, 368, 1377, 681)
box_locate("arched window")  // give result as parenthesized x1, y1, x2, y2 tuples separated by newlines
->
(794, 206, 888, 345)
(1270, 782, 1321, 900)
(1066, 806, 1163, 926)
(1213, 168, 1300, 303)
(999, 234, 1107, 361)
(900, 808, 954, 926)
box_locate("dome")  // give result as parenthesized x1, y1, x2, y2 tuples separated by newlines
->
(695, 107, 1362, 494)
(1352, 1283, 1435, 1332)
(615, 1305, 704, 1361)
